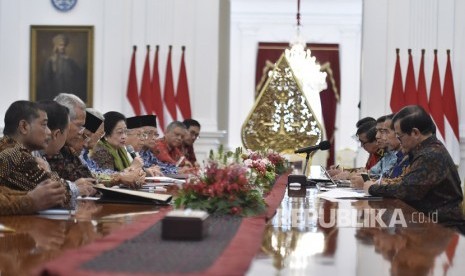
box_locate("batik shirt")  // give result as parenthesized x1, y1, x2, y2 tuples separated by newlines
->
(80, 149, 114, 174)
(384, 150, 410, 179)
(140, 149, 178, 175)
(0, 186, 35, 215)
(0, 136, 75, 208)
(368, 136, 463, 222)
(45, 145, 93, 182)
(369, 149, 398, 178)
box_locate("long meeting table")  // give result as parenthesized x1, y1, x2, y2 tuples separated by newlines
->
(0, 182, 464, 275)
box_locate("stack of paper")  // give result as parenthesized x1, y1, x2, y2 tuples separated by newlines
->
(145, 176, 186, 184)
(317, 188, 378, 200)
(37, 209, 76, 220)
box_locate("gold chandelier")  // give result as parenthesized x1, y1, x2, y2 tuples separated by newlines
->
(286, 0, 327, 121)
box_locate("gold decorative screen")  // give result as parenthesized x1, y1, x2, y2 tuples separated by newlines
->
(241, 53, 323, 153)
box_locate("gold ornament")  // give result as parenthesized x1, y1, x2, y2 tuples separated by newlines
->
(241, 53, 323, 153)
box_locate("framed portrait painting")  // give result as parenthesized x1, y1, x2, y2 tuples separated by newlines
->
(30, 25, 94, 105)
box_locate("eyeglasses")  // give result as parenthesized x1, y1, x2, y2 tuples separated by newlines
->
(82, 133, 91, 143)
(128, 131, 146, 139)
(144, 131, 160, 139)
(359, 140, 372, 147)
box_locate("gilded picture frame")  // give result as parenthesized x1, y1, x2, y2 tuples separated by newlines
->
(30, 25, 94, 105)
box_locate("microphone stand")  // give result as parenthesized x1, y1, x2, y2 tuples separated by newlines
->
(302, 151, 311, 177)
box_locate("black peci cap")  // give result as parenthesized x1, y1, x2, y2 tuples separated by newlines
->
(126, 115, 157, 129)
(84, 111, 103, 133)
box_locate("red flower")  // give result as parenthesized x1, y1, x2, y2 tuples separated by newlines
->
(230, 206, 241, 215)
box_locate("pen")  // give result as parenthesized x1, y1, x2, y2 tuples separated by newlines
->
(377, 174, 383, 185)
(176, 156, 185, 167)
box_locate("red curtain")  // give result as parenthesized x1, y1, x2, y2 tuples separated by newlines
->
(255, 43, 340, 167)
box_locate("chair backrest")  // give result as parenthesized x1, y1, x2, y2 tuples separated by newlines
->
(336, 148, 356, 169)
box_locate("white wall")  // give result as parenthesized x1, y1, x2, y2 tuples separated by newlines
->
(362, 0, 465, 178)
(229, 0, 363, 157)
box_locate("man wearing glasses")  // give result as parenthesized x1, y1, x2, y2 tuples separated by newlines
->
(152, 121, 191, 167)
(46, 93, 95, 182)
(364, 105, 463, 223)
(127, 115, 179, 176)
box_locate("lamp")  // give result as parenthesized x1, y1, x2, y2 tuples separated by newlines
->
(285, 0, 327, 94)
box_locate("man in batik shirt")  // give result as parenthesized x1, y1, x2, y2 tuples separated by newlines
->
(381, 114, 409, 180)
(45, 94, 94, 181)
(0, 101, 76, 208)
(364, 105, 463, 223)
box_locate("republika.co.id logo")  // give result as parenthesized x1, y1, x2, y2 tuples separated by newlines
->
(292, 207, 438, 228)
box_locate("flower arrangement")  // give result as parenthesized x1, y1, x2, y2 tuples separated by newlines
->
(174, 145, 289, 216)
(174, 162, 266, 216)
(242, 150, 277, 193)
(263, 149, 289, 175)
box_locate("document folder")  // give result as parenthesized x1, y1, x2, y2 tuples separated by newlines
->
(95, 185, 172, 205)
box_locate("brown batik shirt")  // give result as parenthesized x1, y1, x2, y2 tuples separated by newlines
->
(369, 136, 463, 223)
(45, 145, 93, 182)
(0, 136, 72, 207)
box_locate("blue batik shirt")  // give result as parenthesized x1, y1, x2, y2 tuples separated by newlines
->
(139, 149, 178, 175)
(369, 149, 398, 178)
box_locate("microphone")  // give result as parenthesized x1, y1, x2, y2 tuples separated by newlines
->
(294, 140, 331, 154)
(126, 145, 139, 159)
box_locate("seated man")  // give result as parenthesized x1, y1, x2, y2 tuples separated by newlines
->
(369, 115, 397, 177)
(36, 101, 95, 196)
(79, 109, 105, 168)
(152, 121, 190, 167)
(45, 93, 94, 181)
(182, 119, 201, 167)
(364, 105, 463, 223)
(357, 117, 382, 170)
(351, 115, 398, 187)
(381, 114, 409, 180)
(127, 115, 178, 175)
(329, 120, 379, 180)
(0, 101, 78, 208)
